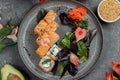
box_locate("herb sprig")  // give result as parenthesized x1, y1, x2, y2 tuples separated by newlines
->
(0, 19, 17, 53)
(42, 59, 51, 64)
(0, 21, 14, 41)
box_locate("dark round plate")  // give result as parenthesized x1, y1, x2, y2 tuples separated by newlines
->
(18, 0, 103, 80)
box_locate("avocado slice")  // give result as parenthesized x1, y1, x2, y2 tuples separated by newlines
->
(1, 64, 25, 80)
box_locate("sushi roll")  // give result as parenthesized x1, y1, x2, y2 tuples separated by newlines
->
(36, 31, 59, 47)
(34, 20, 47, 35)
(44, 10, 57, 21)
(47, 44, 61, 61)
(38, 56, 55, 72)
(34, 10, 57, 35)
(46, 31, 59, 46)
(36, 46, 50, 58)
(44, 18, 53, 24)
(36, 31, 59, 58)
(34, 9, 60, 59)
(45, 21, 59, 31)
(36, 32, 49, 46)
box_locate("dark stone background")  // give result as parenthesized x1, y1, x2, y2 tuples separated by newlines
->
(0, 0, 120, 80)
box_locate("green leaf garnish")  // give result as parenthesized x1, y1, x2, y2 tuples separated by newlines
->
(42, 59, 51, 64)
(60, 61, 68, 76)
(61, 38, 70, 48)
(77, 41, 88, 59)
(61, 32, 74, 48)
(65, 32, 74, 40)
(0, 21, 14, 42)
(61, 61, 67, 67)
(37, 8, 48, 23)
(80, 56, 87, 63)
(77, 19, 88, 30)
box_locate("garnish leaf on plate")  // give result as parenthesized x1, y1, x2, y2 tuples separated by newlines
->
(77, 19, 89, 30)
(61, 32, 74, 48)
(65, 32, 74, 40)
(68, 62, 78, 76)
(61, 38, 70, 48)
(59, 13, 77, 30)
(60, 62, 68, 78)
(57, 48, 70, 62)
(77, 41, 88, 61)
(37, 8, 48, 23)
(85, 28, 97, 47)
(80, 56, 87, 63)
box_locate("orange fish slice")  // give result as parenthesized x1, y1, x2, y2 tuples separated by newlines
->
(34, 20, 48, 35)
(36, 32, 49, 46)
(36, 46, 50, 58)
(46, 31, 59, 46)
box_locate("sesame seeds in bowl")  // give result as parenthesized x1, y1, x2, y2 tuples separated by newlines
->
(98, 0, 120, 23)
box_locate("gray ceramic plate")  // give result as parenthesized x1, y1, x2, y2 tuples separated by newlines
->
(18, 0, 103, 80)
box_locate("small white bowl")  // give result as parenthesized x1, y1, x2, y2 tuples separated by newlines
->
(97, 0, 120, 23)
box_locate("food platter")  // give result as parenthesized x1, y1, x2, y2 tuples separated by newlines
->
(18, 0, 103, 80)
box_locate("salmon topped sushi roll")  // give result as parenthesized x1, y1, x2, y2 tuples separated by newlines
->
(34, 20, 48, 35)
(34, 10, 57, 35)
(36, 31, 59, 58)
(36, 46, 50, 58)
(34, 9, 60, 59)
(44, 18, 53, 24)
(36, 32, 49, 46)
(46, 31, 59, 46)
(44, 10, 57, 21)
(37, 20, 48, 27)
(36, 31, 59, 47)
(46, 21, 59, 31)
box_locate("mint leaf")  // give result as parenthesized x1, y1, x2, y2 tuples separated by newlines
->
(61, 38, 70, 48)
(0, 21, 14, 42)
(65, 32, 74, 40)
(42, 59, 51, 64)
(77, 19, 88, 29)
(61, 32, 74, 48)
(77, 41, 87, 57)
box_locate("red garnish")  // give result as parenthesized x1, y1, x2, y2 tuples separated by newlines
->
(75, 27, 86, 42)
(106, 72, 114, 80)
(70, 53, 80, 66)
(68, 7, 87, 21)
(111, 60, 120, 76)
(39, 0, 46, 3)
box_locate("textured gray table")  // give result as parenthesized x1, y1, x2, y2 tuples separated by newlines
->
(0, 0, 120, 80)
